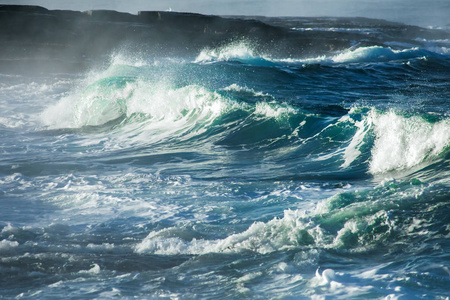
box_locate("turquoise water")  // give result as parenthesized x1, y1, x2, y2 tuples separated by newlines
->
(1, 20, 450, 299)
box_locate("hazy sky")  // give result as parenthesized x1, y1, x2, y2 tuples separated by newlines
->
(2, 0, 449, 27)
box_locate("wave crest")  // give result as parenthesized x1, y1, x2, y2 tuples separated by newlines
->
(369, 110, 450, 173)
(337, 108, 450, 174)
(331, 46, 431, 64)
(194, 41, 276, 66)
(195, 42, 446, 68)
(135, 177, 435, 256)
(41, 76, 233, 132)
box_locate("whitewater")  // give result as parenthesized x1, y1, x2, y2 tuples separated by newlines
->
(1, 5, 450, 299)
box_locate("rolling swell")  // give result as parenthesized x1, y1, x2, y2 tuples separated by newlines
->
(40, 50, 450, 182)
(1, 5, 450, 299)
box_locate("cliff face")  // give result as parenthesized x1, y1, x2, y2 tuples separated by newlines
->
(0, 5, 447, 73)
(0, 5, 296, 61)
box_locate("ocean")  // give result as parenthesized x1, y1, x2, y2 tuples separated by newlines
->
(0, 4, 450, 299)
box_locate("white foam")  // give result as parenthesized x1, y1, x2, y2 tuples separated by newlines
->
(415, 38, 450, 55)
(274, 45, 443, 67)
(254, 102, 296, 119)
(41, 77, 234, 132)
(86, 243, 115, 251)
(194, 41, 257, 63)
(109, 53, 149, 68)
(40, 61, 303, 151)
(0, 115, 29, 128)
(331, 46, 424, 63)
(0, 239, 19, 251)
(222, 84, 270, 98)
(1, 223, 15, 233)
(292, 27, 380, 35)
(135, 209, 323, 255)
(369, 110, 450, 173)
(40, 94, 78, 128)
(98, 288, 122, 298)
(134, 173, 431, 257)
(335, 108, 450, 173)
(42, 172, 187, 226)
(79, 263, 101, 275)
(314, 268, 336, 285)
(1, 79, 72, 129)
(340, 112, 372, 168)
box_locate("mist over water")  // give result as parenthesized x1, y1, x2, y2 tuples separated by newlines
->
(1, 3, 450, 299)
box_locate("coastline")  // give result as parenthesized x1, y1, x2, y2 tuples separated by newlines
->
(1, 4, 448, 73)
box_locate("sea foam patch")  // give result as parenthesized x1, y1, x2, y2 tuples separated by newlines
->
(369, 110, 450, 173)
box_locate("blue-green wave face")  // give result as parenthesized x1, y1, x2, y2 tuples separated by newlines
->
(3, 35, 450, 299)
(41, 49, 450, 182)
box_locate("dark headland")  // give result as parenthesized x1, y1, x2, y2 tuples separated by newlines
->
(0, 5, 448, 72)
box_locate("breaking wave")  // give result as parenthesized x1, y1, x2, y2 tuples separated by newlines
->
(40, 54, 450, 177)
(136, 177, 444, 255)
(193, 42, 447, 67)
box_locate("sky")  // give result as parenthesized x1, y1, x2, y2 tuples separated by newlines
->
(2, 0, 449, 27)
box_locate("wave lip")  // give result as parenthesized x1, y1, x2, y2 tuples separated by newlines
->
(338, 108, 450, 174)
(194, 41, 277, 67)
(198, 43, 449, 70)
(195, 42, 257, 63)
(331, 46, 433, 63)
(38, 46, 450, 178)
(369, 110, 450, 174)
(41, 79, 234, 140)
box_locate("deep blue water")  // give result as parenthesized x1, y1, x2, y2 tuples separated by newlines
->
(1, 15, 450, 299)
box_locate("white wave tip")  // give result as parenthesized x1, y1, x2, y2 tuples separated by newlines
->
(80, 263, 101, 275)
(316, 268, 336, 284)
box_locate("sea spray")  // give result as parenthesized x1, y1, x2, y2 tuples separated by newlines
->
(135, 177, 434, 255)
(369, 109, 450, 173)
(2, 12, 450, 299)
